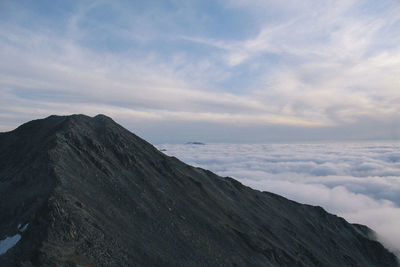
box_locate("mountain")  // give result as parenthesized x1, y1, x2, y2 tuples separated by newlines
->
(185, 142, 205, 145)
(0, 114, 398, 267)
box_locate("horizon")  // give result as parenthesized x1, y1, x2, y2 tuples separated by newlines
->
(1, 0, 400, 143)
(1, 114, 400, 145)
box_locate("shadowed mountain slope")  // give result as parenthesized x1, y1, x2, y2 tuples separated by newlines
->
(0, 114, 398, 266)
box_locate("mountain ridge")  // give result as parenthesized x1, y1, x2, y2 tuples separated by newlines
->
(0, 114, 398, 266)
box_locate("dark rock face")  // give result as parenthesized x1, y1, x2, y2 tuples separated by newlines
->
(0, 114, 398, 267)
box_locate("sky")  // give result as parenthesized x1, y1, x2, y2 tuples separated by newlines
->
(0, 0, 400, 143)
(1, 0, 400, 257)
(159, 142, 400, 255)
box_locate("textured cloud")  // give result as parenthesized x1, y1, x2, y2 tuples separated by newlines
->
(1, 1, 400, 142)
(159, 142, 400, 255)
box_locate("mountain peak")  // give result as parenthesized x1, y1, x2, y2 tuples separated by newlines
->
(0, 115, 398, 266)
(8, 114, 129, 147)
(12, 114, 116, 131)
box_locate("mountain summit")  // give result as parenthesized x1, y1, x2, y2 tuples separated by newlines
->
(0, 114, 398, 266)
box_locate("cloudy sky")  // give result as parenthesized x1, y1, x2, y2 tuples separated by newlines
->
(0, 0, 399, 143)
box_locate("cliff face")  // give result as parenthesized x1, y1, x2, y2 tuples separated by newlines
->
(0, 114, 398, 267)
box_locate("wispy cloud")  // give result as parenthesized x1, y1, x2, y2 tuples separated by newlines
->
(187, 0, 400, 123)
(0, 0, 399, 142)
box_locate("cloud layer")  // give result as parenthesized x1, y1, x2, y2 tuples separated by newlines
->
(1, 0, 400, 142)
(159, 142, 400, 255)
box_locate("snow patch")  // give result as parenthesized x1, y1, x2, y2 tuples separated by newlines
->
(18, 223, 29, 232)
(0, 234, 21, 255)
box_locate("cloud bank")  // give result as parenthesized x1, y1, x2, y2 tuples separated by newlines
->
(159, 142, 400, 255)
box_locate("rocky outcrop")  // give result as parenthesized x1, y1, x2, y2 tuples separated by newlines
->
(0, 114, 398, 266)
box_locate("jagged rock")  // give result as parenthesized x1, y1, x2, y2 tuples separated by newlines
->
(0, 114, 398, 266)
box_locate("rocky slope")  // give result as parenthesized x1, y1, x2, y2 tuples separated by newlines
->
(0, 114, 398, 266)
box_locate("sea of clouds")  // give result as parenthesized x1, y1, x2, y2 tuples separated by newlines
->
(158, 142, 400, 255)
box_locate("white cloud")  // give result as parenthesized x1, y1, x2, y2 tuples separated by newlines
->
(0, 22, 333, 131)
(1, 0, 400, 140)
(159, 142, 400, 255)
(188, 0, 400, 125)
